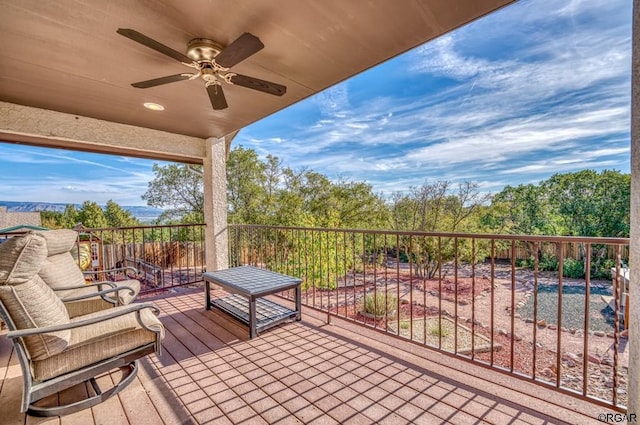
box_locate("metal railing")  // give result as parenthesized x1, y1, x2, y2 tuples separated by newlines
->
(80, 224, 206, 295)
(229, 224, 630, 411)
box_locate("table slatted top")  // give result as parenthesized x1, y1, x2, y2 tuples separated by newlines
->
(203, 266, 302, 296)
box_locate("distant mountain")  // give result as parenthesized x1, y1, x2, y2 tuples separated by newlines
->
(0, 201, 163, 223)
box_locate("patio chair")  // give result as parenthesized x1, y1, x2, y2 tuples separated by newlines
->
(36, 229, 142, 317)
(0, 231, 164, 416)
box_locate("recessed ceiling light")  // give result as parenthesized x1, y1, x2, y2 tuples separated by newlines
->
(143, 102, 165, 111)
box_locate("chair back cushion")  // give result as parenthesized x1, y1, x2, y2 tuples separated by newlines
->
(0, 232, 71, 360)
(37, 229, 86, 290)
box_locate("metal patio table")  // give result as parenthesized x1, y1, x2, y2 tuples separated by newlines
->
(203, 265, 302, 338)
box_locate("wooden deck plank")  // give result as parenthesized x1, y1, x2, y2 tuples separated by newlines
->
(157, 288, 248, 342)
(58, 383, 94, 425)
(316, 312, 599, 425)
(152, 309, 237, 423)
(138, 295, 240, 424)
(0, 327, 13, 374)
(0, 290, 623, 425)
(136, 358, 196, 425)
(0, 343, 27, 425)
(88, 373, 129, 425)
(25, 399, 61, 425)
(115, 370, 165, 425)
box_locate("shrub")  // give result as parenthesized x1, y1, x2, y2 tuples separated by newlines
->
(516, 257, 533, 268)
(562, 258, 585, 278)
(428, 323, 449, 338)
(516, 250, 624, 281)
(538, 252, 559, 272)
(591, 258, 618, 280)
(361, 292, 397, 316)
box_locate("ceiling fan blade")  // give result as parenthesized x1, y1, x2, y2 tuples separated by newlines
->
(132, 74, 193, 88)
(229, 74, 286, 96)
(117, 28, 192, 63)
(214, 33, 264, 68)
(207, 84, 228, 110)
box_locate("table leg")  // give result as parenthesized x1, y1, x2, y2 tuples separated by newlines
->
(249, 296, 257, 339)
(295, 285, 302, 321)
(205, 280, 211, 310)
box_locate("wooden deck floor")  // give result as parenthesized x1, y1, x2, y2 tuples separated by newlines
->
(0, 287, 618, 425)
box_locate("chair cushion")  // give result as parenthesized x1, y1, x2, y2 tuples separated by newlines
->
(31, 306, 164, 381)
(0, 232, 47, 285)
(36, 229, 140, 307)
(37, 230, 87, 290)
(38, 229, 78, 256)
(0, 233, 71, 360)
(39, 252, 88, 289)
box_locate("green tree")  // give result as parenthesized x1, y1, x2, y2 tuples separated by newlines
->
(40, 210, 64, 229)
(147, 146, 389, 230)
(272, 167, 309, 226)
(486, 184, 557, 235)
(595, 170, 630, 237)
(389, 180, 489, 278)
(226, 146, 268, 224)
(543, 170, 629, 237)
(143, 163, 204, 223)
(60, 204, 80, 229)
(277, 169, 388, 229)
(326, 178, 388, 229)
(77, 201, 107, 228)
(487, 169, 630, 238)
(104, 200, 139, 228)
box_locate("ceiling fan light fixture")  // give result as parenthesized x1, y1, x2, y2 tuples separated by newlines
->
(143, 102, 165, 111)
(201, 66, 217, 83)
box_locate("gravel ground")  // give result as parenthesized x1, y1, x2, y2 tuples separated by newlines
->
(387, 316, 495, 354)
(518, 285, 618, 332)
(324, 262, 629, 407)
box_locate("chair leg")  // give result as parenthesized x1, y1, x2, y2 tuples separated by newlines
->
(27, 361, 139, 417)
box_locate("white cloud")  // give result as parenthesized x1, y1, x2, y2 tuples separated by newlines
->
(314, 84, 351, 117)
(3, 0, 630, 206)
(250, 0, 631, 190)
(502, 159, 621, 175)
(0, 145, 160, 205)
(411, 35, 487, 80)
(2, 147, 152, 178)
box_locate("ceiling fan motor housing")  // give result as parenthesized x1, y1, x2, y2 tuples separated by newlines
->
(186, 38, 224, 62)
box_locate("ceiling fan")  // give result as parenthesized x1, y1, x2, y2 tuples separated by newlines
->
(117, 28, 286, 110)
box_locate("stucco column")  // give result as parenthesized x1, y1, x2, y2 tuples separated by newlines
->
(203, 136, 228, 271)
(629, 0, 639, 418)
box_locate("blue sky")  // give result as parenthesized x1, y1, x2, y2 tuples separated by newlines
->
(0, 0, 632, 206)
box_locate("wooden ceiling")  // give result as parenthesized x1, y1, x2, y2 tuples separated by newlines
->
(0, 0, 515, 140)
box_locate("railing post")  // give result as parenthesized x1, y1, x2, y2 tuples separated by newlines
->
(203, 137, 229, 271)
(628, 0, 639, 417)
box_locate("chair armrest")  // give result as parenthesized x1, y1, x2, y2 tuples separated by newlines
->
(52, 282, 117, 291)
(106, 266, 139, 274)
(6, 303, 160, 339)
(59, 286, 136, 303)
(83, 266, 139, 276)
